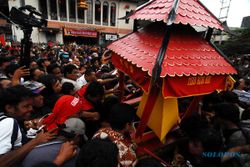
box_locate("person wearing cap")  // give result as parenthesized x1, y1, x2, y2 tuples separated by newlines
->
(93, 103, 137, 167)
(60, 52, 70, 66)
(22, 81, 50, 120)
(22, 118, 86, 167)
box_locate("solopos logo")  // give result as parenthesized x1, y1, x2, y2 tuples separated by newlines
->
(202, 152, 241, 158)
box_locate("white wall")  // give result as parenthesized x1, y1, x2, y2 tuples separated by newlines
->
(117, 1, 136, 30)
(8, 0, 137, 43)
(56, 31, 63, 43)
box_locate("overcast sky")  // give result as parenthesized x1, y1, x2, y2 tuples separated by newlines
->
(199, 0, 250, 27)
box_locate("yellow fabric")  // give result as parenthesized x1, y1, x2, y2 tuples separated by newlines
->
(225, 75, 236, 91)
(137, 91, 179, 142)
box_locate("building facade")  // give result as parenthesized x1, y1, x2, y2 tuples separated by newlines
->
(8, 0, 137, 45)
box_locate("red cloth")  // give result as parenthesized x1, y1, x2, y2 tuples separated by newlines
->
(77, 85, 94, 111)
(0, 34, 6, 46)
(43, 95, 83, 131)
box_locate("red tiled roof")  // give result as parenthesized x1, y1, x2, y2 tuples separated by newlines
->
(130, 0, 224, 30)
(108, 23, 236, 77)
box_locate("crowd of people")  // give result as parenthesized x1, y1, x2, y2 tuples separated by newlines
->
(0, 42, 249, 167)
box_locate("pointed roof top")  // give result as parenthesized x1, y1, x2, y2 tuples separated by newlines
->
(130, 0, 224, 30)
(108, 23, 236, 77)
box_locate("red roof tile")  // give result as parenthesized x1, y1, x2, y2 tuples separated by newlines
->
(130, 0, 224, 30)
(108, 23, 236, 77)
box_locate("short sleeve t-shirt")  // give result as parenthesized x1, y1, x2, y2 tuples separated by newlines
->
(0, 116, 22, 155)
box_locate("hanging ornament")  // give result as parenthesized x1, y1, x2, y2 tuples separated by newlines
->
(78, 0, 88, 10)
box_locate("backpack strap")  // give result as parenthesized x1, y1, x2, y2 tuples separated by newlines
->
(0, 114, 19, 149)
(0, 113, 7, 121)
(11, 119, 19, 150)
(0, 116, 7, 121)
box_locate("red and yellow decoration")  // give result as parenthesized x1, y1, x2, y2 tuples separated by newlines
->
(108, 0, 237, 143)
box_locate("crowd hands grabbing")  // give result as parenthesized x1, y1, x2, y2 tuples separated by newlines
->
(0, 42, 249, 167)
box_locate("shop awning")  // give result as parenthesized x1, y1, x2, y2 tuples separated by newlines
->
(64, 28, 98, 38)
(130, 0, 224, 30)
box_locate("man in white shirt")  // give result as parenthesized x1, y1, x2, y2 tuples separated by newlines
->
(61, 64, 82, 91)
(76, 68, 97, 87)
(0, 85, 55, 167)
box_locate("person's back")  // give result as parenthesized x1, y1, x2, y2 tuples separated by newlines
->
(22, 140, 75, 167)
(22, 118, 86, 167)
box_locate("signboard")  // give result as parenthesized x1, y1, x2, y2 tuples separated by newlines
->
(64, 28, 97, 38)
(105, 34, 118, 41)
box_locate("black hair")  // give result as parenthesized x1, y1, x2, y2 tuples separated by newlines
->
(63, 64, 77, 77)
(213, 102, 240, 124)
(241, 108, 250, 120)
(0, 78, 11, 91)
(109, 103, 136, 131)
(91, 57, 99, 65)
(102, 95, 120, 121)
(29, 67, 42, 80)
(61, 82, 75, 95)
(0, 85, 32, 113)
(39, 74, 59, 95)
(36, 58, 45, 68)
(202, 91, 223, 112)
(85, 68, 95, 76)
(180, 113, 209, 137)
(220, 91, 239, 104)
(84, 81, 104, 98)
(5, 64, 20, 78)
(195, 128, 223, 152)
(192, 128, 223, 167)
(32, 162, 57, 167)
(76, 138, 118, 167)
(135, 158, 164, 167)
(233, 79, 241, 89)
(47, 63, 61, 74)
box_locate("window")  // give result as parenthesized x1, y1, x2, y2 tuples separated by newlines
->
(58, 0, 67, 21)
(102, 1, 108, 26)
(69, 0, 76, 22)
(50, 0, 58, 20)
(110, 3, 116, 26)
(39, 0, 48, 19)
(77, 0, 85, 23)
(87, 0, 93, 24)
(95, 0, 101, 25)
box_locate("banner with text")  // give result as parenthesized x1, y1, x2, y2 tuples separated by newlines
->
(64, 28, 97, 38)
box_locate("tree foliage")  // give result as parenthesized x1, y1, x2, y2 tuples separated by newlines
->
(217, 28, 250, 56)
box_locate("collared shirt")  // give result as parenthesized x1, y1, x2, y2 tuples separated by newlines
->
(76, 74, 88, 87)
(93, 128, 137, 167)
(61, 78, 82, 91)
